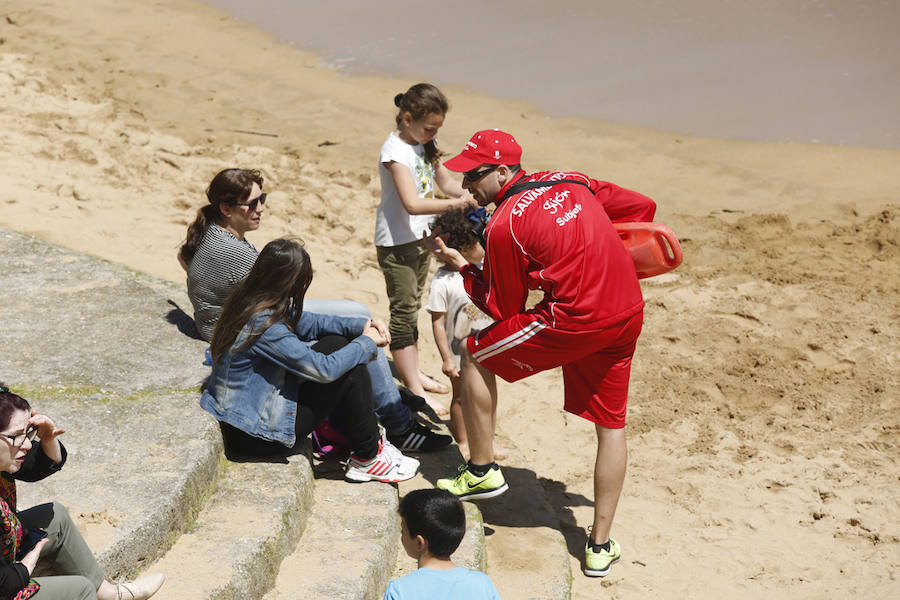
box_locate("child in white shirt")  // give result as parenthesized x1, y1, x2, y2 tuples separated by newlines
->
(426, 208, 505, 460)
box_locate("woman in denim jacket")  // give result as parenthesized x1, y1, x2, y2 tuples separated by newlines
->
(201, 238, 419, 483)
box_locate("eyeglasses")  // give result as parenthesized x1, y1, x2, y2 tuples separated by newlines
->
(233, 193, 267, 210)
(1, 425, 38, 447)
(462, 165, 499, 183)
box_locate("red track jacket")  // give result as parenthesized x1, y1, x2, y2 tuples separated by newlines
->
(461, 171, 657, 330)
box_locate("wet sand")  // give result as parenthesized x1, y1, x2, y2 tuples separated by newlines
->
(204, 0, 900, 148)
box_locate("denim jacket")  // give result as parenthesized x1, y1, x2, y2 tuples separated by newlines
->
(200, 310, 377, 446)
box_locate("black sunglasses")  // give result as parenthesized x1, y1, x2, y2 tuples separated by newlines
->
(233, 193, 267, 210)
(462, 164, 500, 183)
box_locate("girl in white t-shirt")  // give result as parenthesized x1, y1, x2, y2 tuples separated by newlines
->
(376, 83, 471, 416)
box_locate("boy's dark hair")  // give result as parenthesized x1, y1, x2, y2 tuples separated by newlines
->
(431, 207, 480, 251)
(399, 489, 466, 558)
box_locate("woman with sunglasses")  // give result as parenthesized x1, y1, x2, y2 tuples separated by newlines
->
(0, 385, 165, 600)
(178, 169, 450, 454)
(179, 168, 268, 341)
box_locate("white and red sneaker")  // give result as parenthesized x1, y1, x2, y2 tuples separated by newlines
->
(345, 437, 419, 483)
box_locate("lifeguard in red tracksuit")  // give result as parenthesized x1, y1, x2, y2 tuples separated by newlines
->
(427, 130, 656, 578)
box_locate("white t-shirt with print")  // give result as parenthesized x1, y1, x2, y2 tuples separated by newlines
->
(426, 264, 494, 367)
(375, 131, 436, 247)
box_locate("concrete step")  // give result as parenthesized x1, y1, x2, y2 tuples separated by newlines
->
(262, 460, 400, 600)
(147, 450, 313, 600)
(6, 224, 224, 581)
(1, 227, 210, 392)
(17, 391, 222, 580)
(472, 434, 572, 600)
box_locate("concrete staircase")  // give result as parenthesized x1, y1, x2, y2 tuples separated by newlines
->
(3, 227, 572, 599)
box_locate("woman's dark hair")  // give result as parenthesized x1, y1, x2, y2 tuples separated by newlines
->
(179, 168, 264, 265)
(210, 238, 313, 362)
(0, 383, 31, 431)
(399, 489, 466, 558)
(430, 207, 480, 251)
(394, 83, 449, 165)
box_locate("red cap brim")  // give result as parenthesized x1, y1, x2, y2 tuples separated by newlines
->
(443, 153, 483, 172)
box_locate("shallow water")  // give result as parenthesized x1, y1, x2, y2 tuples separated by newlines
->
(203, 0, 900, 149)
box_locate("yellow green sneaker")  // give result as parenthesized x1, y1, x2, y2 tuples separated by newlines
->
(584, 537, 621, 577)
(436, 464, 508, 500)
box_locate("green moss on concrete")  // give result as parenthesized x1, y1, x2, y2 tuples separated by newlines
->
(164, 452, 225, 543)
(8, 384, 200, 403)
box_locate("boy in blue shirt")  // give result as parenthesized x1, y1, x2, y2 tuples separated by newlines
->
(384, 489, 500, 599)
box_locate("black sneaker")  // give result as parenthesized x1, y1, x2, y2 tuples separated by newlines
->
(387, 421, 452, 452)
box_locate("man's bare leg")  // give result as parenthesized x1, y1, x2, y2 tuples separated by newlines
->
(591, 424, 627, 544)
(459, 345, 496, 466)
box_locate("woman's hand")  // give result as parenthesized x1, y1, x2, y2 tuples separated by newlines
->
(19, 538, 48, 575)
(28, 411, 65, 464)
(29, 412, 65, 443)
(369, 318, 390, 344)
(363, 319, 390, 348)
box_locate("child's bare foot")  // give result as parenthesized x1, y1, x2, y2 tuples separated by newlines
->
(419, 372, 450, 394)
(423, 394, 449, 416)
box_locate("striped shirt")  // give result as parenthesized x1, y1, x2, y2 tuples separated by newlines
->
(187, 224, 259, 341)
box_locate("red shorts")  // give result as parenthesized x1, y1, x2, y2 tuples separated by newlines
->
(467, 311, 643, 428)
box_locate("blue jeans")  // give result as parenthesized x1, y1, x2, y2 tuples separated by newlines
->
(304, 299, 411, 434)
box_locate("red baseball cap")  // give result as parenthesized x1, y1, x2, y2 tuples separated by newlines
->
(444, 129, 522, 172)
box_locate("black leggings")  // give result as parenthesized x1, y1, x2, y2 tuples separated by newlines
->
(221, 335, 380, 459)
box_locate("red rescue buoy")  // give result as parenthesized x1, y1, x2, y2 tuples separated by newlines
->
(613, 222, 683, 279)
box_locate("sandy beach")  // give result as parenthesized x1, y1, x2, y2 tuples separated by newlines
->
(1, 0, 898, 597)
